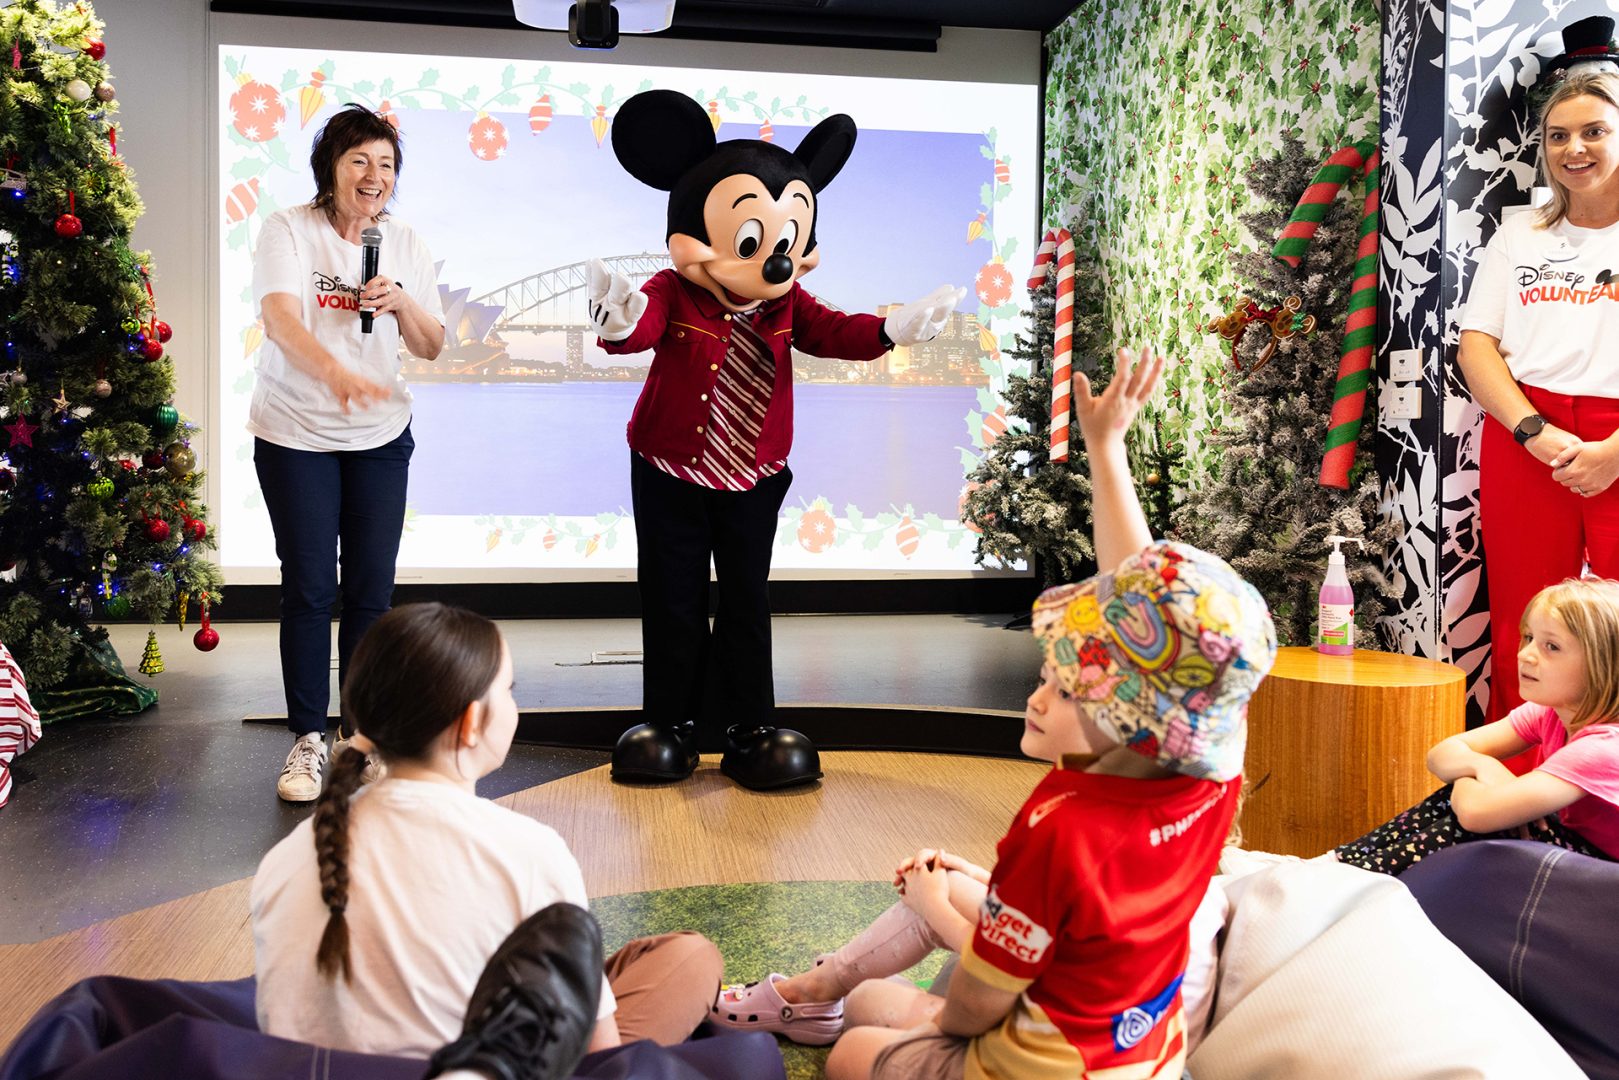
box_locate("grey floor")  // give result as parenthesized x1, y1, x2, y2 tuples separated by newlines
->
(0, 613, 1032, 944)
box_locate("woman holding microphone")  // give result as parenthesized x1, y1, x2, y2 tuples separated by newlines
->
(250, 104, 445, 800)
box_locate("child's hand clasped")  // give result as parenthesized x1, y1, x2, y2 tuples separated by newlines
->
(1073, 345, 1166, 450)
(898, 857, 951, 918)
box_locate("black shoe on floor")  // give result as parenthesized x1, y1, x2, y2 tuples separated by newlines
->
(427, 902, 605, 1080)
(611, 722, 700, 783)
(720, 725, 823, 790)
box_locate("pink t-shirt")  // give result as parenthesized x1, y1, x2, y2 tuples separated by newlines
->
(1507, 703, 1619, 858)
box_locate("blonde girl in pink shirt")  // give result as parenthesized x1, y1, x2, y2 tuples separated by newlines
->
(1338, 578, 1619, 873)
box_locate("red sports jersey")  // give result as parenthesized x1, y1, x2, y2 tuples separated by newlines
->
(958, 756, 1239, 1080)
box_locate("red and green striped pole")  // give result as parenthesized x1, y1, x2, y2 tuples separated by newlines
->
(1272, 140, 1379, 490)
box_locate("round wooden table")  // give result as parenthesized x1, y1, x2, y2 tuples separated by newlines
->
(1241, 647, 1465, 857)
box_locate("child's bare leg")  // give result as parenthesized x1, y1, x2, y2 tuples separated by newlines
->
(845, 976, 946, 1030)
(777, 870, 986, 1005)
(825, 1025, 922, 1080)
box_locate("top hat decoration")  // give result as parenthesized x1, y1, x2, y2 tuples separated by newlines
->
(1545, 16, 1619, 80)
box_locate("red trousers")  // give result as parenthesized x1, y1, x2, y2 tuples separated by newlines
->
(1479, 385, 1619, 723)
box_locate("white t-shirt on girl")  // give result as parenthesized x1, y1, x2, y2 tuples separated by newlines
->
(1461, 211, 1619, 396)
(251, 777, 616, 1058)
(249, 204, 445, 452)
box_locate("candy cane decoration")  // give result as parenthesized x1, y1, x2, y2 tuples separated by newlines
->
(1028, 228, 1075, 462)
(1271, 141, 1379, 489)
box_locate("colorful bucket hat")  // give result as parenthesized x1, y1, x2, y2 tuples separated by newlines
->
(1030, 541, 1277, 782)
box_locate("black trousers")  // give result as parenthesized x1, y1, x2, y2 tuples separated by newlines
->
(630, 452, 791, 749)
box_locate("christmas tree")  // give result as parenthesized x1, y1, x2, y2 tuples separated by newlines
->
(962, 243, 1150, 586)
(0, 0, 220, 719)
(1174, 136, 1396, 648)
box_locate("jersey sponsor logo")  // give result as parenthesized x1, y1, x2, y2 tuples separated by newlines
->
(1148, 787, 1225, 847)
(1026, 790, 1076, 829)
(978, 886, 1053, 966)
(1111, 972, 1182, 1051)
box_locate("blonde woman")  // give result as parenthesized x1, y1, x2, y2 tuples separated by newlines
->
(1459, 71, 1619, 723)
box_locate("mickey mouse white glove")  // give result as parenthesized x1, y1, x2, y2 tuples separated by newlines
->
(883, 284, 968, 347)
(587, 258, 649, 343)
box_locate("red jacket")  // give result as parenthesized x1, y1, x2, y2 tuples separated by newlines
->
(602, 269, 889, 466)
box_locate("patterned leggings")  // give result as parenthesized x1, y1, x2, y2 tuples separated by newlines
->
(1334, 784, 1612, 876)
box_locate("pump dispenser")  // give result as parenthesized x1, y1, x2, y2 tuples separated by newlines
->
(1317, 535, 1362, 655)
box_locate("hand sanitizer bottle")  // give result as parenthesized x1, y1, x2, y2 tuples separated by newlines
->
(1317, 535, 1363, 655)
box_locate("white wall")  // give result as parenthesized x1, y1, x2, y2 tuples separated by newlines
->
(95, 0, 1040, 582)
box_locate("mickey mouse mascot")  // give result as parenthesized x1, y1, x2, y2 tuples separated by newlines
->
(590, 89, 963, 791)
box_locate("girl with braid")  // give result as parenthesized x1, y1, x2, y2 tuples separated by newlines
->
(250, 602, 722, 1061)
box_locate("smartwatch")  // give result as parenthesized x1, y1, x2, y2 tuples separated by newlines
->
(1513, 413, 1548, 445)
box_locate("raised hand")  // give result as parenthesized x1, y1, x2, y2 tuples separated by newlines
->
(883, 285, 967, 347)
(586, 258, 649, 343)
(1073, 345, 1165, 451)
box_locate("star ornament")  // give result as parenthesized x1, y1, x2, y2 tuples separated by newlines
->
(5, 413, 39, 449)
(51, 386, 70, 416)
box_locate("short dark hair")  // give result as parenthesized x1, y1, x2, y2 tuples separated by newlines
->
(308, 103, 402, 218)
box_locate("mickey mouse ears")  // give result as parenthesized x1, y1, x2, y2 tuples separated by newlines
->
(611, 90, 715, 191)
(610, 89, 857, 192)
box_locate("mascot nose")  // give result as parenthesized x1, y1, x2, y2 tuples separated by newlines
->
(762, 253, 794, 285)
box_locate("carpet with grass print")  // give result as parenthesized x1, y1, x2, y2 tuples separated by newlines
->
(594, 881, 948, 1080)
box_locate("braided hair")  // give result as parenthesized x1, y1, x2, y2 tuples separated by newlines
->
(312, 602, 504, 982)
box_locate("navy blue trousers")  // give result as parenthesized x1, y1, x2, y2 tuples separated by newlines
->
(254, 426, 413, 737)
(630, 453, 789, 750)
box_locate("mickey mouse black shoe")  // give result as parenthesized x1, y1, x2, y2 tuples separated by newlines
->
(720, 724, 823, 790)
(427, 902, 604, 1080)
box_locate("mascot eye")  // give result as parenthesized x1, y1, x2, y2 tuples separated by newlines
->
(734, 219, 765, 259)
(773, 221, 799, 257)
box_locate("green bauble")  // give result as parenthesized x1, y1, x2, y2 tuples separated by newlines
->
(103, 594, 131, 619)
(88, 477, 114, 499)
(121, 317, 141, 334)
(153, 403, 179, 433)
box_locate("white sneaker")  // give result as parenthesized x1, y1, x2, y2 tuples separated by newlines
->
(277, 732, 327, 803)
(333, 733, 385, 785)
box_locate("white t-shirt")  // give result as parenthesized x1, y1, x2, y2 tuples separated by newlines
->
(249, 205, 445, 452)
(1460, 211, 1619, 396)
(250, 778, 616, 1058)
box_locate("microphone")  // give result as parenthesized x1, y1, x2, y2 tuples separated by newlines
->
(359, 226, 382, 334)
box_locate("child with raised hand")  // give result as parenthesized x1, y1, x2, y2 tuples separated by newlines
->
(1337, 577, 1619, 874)
(709, 347, 1279, 1080)
(250, 602, 723, 1077)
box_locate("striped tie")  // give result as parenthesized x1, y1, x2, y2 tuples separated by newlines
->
(704, 311, 775, 479)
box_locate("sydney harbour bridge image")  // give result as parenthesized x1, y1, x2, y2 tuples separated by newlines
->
(401, 253, 989, 387)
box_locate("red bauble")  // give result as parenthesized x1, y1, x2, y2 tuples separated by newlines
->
(183, 517, 207, 542)
(140, 338, 164, 362)
(54, 213, 83, 238)
(974, 259, 1013, 307)
(142, 449, 166, 470)
(144, 517, 170, 542)
(193, 626, 220, 652)
(228, 79, 286, 142)
(153, 320, 173, 343)
(84, 39, 106, 60)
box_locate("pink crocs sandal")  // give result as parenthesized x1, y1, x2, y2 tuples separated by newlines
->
(710, 974, 844, 1046)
